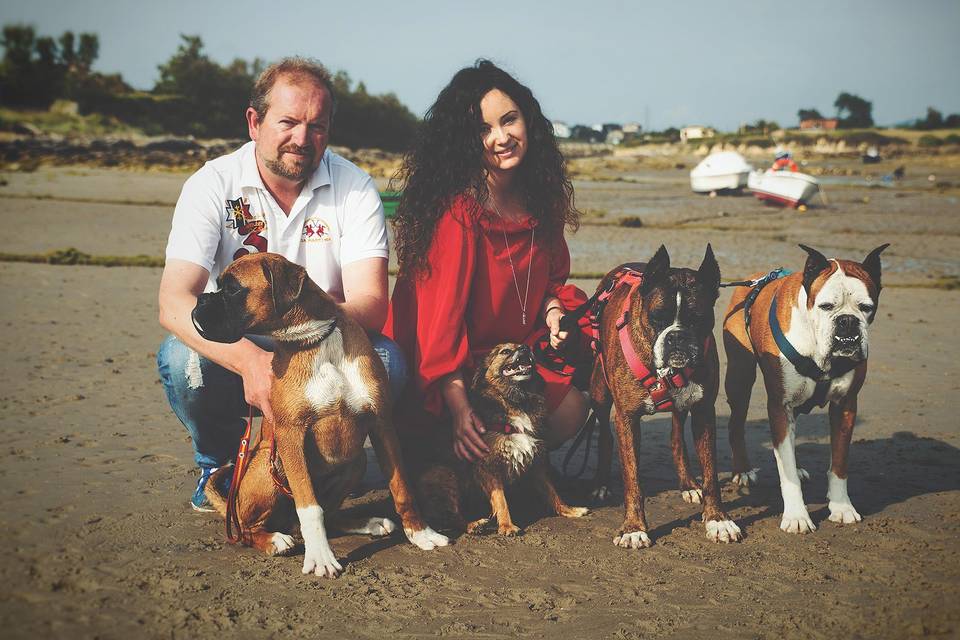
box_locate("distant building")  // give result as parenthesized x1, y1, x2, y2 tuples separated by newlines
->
(570, 125, 605, 143)
(606, 130, 625, 145)
(800, 118, 839, 131)
(552, 121, 571, 138)
(680, 126, 716, 142)
(622, 122, 642, 134)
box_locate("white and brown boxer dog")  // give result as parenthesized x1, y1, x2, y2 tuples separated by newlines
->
(723, 244, 888, 534)
(191, 252, 447, 576)
(590, 245, 743, 548)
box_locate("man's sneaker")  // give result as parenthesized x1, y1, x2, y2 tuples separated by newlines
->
(191, 466, 220, 512)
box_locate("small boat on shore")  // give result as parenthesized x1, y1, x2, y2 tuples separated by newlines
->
(690, 151, 753, 193)
(748, 169, 821, 208)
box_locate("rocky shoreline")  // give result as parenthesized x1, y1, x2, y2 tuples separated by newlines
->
(0, 133, 404, 176)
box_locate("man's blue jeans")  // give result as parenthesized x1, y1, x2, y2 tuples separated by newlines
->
(157, 333, 408, 470)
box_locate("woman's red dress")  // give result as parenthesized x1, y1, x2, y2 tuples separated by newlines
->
(384, 196, 587, 430)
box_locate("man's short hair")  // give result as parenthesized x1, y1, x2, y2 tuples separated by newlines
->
(250, 57, 337, 121)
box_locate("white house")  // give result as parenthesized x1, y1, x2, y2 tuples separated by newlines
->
(552, 121, 571, 138)
(680, 126, 716, 142)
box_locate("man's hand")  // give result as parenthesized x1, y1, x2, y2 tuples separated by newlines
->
(239, 347, 276, 424)
(452, 405, 489, 462)
(545, 306, 570, 350)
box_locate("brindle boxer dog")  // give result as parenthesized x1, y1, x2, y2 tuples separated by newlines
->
(416, 343, 588, 536)
(723, 244, 888, 534)
(192, 252, 448, 577)
(590, 245, 743, 548)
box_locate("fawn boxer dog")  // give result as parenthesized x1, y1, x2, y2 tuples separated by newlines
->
(416, 343, 588, 536)
(589, 245, 743, 548)
(723, 244, 888, 534)
(191, 252, 448, 577)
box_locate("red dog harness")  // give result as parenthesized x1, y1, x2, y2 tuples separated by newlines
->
(603, 268, 710, 412)
(535, 265, 711, 414)
(580, 266, 709, 413)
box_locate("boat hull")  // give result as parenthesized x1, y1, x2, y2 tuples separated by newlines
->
(690, 151, 753, 193)
(748, 170, 820, 208)
(690, 172, 750, 193)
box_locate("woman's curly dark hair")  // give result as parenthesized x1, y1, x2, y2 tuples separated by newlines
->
(391, 59, 579, 277)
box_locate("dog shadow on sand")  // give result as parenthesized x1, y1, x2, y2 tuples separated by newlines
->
(335, 416, 959, 546)
(547, 412, 960, 539)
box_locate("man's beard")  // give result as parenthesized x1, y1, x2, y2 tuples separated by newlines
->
(263, 145, 315, 181)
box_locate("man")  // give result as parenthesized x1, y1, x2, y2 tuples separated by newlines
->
(772, 149, 799, 172)
(157, 57, 406, 511)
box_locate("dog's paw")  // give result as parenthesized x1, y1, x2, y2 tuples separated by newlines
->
(681, 488, 703, 504)
(614, 530, 652, 549)
(466, 518, 490, 535)
(498, 524, 522, 537)
(560, 506, 590, 518)
(404, 526, 449, 550)
(590, 485, 612, 505)
(731, 468, 759, 487)
(797, 468, 811, 482)
(302, 541, 342, 578)
(365, 517, 396, 537)
(268, 532, 297, 556)
(705, 519, 743, 543)
(828, 502, 862, 525)
(780, 511, 817, 534)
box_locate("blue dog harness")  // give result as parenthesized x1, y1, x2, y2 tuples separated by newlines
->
(732, 267, 859, 415)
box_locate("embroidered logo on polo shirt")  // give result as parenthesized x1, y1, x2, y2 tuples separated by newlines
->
(225, 197, 267, 258)
(302, 217, 332, 242)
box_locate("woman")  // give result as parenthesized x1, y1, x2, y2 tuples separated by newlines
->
(384, 60, 589, 462)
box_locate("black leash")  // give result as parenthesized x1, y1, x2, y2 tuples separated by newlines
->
(561, 410, 598, 478)
(718, 268, 788, 289)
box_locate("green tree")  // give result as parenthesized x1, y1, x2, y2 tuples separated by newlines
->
(741, 119, 780, 135)
(915, 107, 944, 130)
(153, 35, 257, 137)
(797, 108, 823, 122)
(0, 24, 101, 107)
(834, 92, 874, 128)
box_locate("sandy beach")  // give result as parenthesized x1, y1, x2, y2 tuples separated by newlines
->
(1, 155, 958, 638)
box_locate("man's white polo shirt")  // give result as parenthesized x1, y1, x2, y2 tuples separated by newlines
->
(165, 141, 387, 302)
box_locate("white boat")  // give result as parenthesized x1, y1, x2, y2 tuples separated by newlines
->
(748, 169, 821, 208)
(690, 151, 753, 193)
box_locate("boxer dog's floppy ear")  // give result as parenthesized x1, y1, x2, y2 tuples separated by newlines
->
(262, 258, 306, 317)
(697, 243, 721, 296)
(641, 245, 671, 296)
(799, 244, 830, 297)
(862, 243, 889, 293)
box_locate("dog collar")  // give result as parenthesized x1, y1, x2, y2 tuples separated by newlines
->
(274, 317, 338, 345)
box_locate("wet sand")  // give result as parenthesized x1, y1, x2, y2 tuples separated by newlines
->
(0, 159, 958, 638)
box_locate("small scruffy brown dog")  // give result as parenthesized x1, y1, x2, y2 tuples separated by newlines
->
(417, 343, 589, 536)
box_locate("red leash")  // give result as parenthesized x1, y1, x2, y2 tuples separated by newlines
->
(224, 409, 293, 545)
(225, 407, 255, 544)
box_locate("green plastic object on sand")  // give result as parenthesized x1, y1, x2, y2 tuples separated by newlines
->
(380, 191, 401, 218)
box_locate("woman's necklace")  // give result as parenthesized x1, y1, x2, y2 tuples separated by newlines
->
(490, 199, 535, 325)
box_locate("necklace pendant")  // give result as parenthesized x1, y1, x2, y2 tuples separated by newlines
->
(522, 312, 527, 326)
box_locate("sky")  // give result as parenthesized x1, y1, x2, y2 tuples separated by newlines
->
(3, 0, 959, 131)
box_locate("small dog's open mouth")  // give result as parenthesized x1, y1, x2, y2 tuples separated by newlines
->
(502, 362, 534, 378)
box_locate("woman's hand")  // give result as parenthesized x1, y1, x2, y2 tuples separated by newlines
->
(545, 306, 570, 350)
(452, 405, 489, 462)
